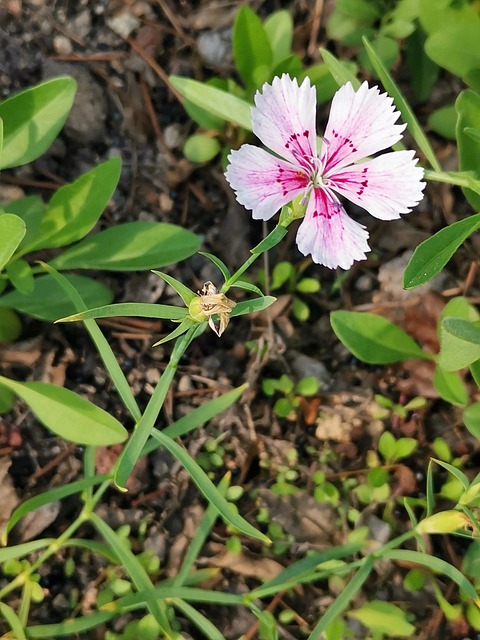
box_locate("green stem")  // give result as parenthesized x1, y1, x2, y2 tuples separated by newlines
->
(222, 223, 288, 292)
(112, 324, 204, 491)
(425, 169, 479, 189)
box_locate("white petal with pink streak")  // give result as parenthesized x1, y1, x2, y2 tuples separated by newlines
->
(252, 74, 317, 166)
(329, 150, 425, 220)
(321, 82, 405, 174)
(225, 144, 307, 220)
(296, 187, 370, 269)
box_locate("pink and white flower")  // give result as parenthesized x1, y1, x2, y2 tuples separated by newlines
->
(225, 75, 425, 270)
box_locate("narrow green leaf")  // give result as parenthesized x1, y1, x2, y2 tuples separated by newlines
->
(57, 303, 188, 324)
(175, 474, 231, 586)
(307, 558, 374, 640)
(0, 214, 26, 270)
(439, 317, 480, 370)
(40, 263, 141, 422)
(170, 76, 253, 131)
(230, 296, 276, 317)
(172, 599, 227, 640)
(0, 539, 54, 563)
(250, 542, 364, 599)
(0, 602, 27, 640)
(22, 158, 121, 252)
(331, 310, 429, 363)
(91, 513, 171, 631)
(433, 366, 469, 406)
(105, 585, 242, 612)
(0, 376, 128, 446)
(26, 611, 115, 638)
(150, 429, 269, 543)
(403, 212, 480, 289)
(362, 36, 440, 171)
(319, 48, 361, 89)
(264, 10, 293, 64)
(231, 280, 264, 296)
(233, 6, 272, 90)
(456, 90, 480, 210)
(0, 273, 113, 321)
(142, 385, 247, 450)
(199, 252, 231, 281)
(114, 325, 202, 490)
(152, 317, 196, 346)
(1, 474, 108, 545)
(152, 270, 197, 305)
(0, 77, 76, 169)
(383, 549, 477, 600)
(50, 221, 200, 271)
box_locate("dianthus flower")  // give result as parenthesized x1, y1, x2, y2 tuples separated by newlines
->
(225, 74, 425, 269)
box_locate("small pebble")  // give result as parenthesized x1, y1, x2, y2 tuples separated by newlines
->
(53, 35, 73, 55)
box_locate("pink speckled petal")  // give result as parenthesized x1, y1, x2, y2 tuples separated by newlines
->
(296, 188, 370, 270)
(329, 150, 425, 220)
(321, 82, 405, 174)
(225, 144, 307, 220)
(252, 74, 317, 166)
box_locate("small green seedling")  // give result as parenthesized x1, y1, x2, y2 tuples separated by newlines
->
(262, 374, 320, 420)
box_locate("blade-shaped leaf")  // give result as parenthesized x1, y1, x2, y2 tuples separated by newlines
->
(233, 6, 272, 90)
(0, 213, 25, 270)
(0, 273, 113, 321)
(49, 221, 201, 271)
(319, 48, 360, 89)
(170, 76, 253, 131)
(199, 252, 231, 281)
(456, 90, 480, 210)
(230, 296, 276, 317)
(152, 270, 197, 305)
(0, 376, 128, 446)
(150, 429, 269, 543)
(0, 77, 76, 169)
(331, 310, 429, 363)
(362, 36, 440, 171)
(22, 157, 121, 253)
(152, 317, 196, 346)
(403, 212, 480, 289)
(57, 302, 188, 323)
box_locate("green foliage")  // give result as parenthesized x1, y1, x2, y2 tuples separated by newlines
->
(262, 373, 320, 420)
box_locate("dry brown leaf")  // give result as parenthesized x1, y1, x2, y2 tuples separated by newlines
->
(209, 548, 284, 582)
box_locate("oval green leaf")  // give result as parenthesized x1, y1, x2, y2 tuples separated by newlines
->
(403, 212, 480, 289)
(330, 310, 428, 364)
(0, 77, 76, 169)
(23, 157, 121, 252)
(463, 403, 480, 439)
(183, 134, 221, 163)
(0, 273, 113, 321)
(170, 76, 253, 131)
(49, 222, 200, 271)
(439, 317, 480, 371)
(233, 6, 272, 90)
(0, 376, 127, 445)
(433, 365, 469, 407)
(456, 90, 480, 210)
(0, 213, 26, 271)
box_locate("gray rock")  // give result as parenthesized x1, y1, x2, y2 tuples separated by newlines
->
(197, 29, 231, 68)
(287, 350, 331, 389)
(42, 60, 108, 145)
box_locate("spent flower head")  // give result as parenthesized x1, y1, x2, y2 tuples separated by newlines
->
(189, 281, 236, 337)
(225, 74, 425, 269)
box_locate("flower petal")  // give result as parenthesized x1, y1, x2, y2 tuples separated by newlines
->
(329, 150, 425, 220)
(225, 144, 307, 220)
(296, 188, 370, 269)
(252, 74, 317, 166)
(321, 82, 405, 174)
